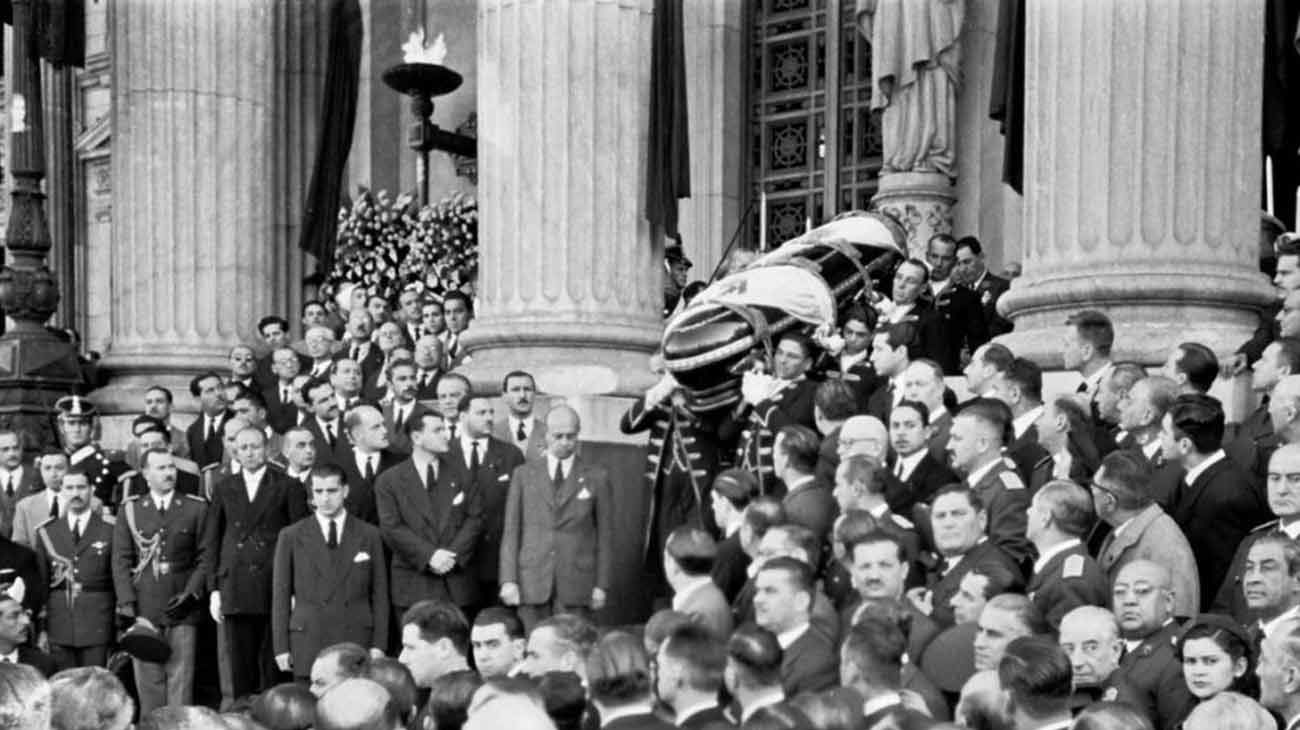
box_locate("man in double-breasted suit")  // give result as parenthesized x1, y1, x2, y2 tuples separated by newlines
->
(272, 465, 389, 681)
(301, 380, 352, 467)
(336, 406, 402, 524)
(492, 370, 548, 460)
(33, 468, 116, 670)
(450, 395, 524, 609)
(111, 448, 211, 715)
(499, 406, 615, 630)
(376, 410, 484, 615)
(203, 426, 309, 699)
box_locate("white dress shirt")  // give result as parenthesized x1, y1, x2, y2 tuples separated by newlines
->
(1032, 538, 1081, 575)
(1183, 449, 1226, 487)
(546, 453, 575, 481)
(894, 449, 927, 481)
(242, 466, 266, 502)
(316, 511, 346, 542)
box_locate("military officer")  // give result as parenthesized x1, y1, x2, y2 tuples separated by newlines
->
(1112, 560, 1195, 730)
(55, 395, 130, 511)
(113, 418, 202, 506)
(112, 447, 211, 715)
(718, 332, 819, 496)
(33, 466, 116, 669)
(1024, 481, 1109, 631)
(946, 399, 1032, 566)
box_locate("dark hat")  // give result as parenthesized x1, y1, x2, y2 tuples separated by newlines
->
(119, 618, 172, 663)
(54, 395, 96, 420)
(666, 246, 693, 268)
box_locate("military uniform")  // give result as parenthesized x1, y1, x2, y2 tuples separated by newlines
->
(718, 377, 817, 496)
(1210, 518, 1293, 624)
(1026, 540, 1109, 631)
(68, 444, 131, 511)
(111, 490, 210, 713)
(1068, 667, 1148, 720)
(1118, 622, 1195, 730)
(113, 457, 203, 507)
(967, 458, 1031, 565)
(35, 511, 116, 669)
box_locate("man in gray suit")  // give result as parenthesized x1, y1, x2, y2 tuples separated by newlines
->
(1093, 450, 1200, 617)
(499, 405, 614, 630)
(493, 371, 548, 460)
(665, 526, 732, 640)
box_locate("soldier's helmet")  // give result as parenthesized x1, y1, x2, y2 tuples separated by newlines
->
(54, 394, 98, 423)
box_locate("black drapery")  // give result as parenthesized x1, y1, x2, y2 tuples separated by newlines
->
(298, 0, 363, 273)
(1264, 0, 1300, 231)
(989, 0, 1025, 195)
(645, 0, 691, 238)
(0, 0, 85, 71)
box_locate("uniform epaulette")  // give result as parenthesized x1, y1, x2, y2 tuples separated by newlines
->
(1062, 554, 1085, 579)
(101, 514, 116, 524)
(201, 463, 221, 473)
(117, 470, 138, 483)
(1002, 456, 1018, 469)
(1032, 454, 1052, 470)
(998, 471, 1025, 490)
(183, 493, 207, 503)
(174, 457, 200, 476)
(104, 449, 126, 461)
(122, 494, 141, 502)
(890, 514, 915, 530)
(1252, 519, 1282, 533)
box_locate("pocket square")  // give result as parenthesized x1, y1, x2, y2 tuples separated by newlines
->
(497, 474, 510, 482)
(452, 491, 464, 506)
(353, 552, 371, 563)
(577, 487, 592, 500)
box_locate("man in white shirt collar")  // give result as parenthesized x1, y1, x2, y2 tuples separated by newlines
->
(500, 371, 540, 448)
(753, 558, 812, 650)
(0, 596, 32, 666)
(281, 428, 317, 485)
(435, 374, 471, 441)
(990, 365, 1044, 443)
(654, 623, 727, 728)
(305, 382, 343, 448)
(883, 259, 927, 324)
(458, 396, 496, 472)
(1244, 534, 1300, 640)
(1033, 397, 1091, 481)
(841, 618, 920, 725)
(1062, 309, 1115, 401)
(1160, 396, 1227, 488)
(888, 403, 932, 482)
(313, 468, 348, 549)
(837, 416, 889, 466)
(1117, 376, 1179, 461)
(869, 325, 912, 407)
(1258, 616, 1300, 730)
(722, 624, 785, 724)
(0, 431, 27, 500)
(963, 343, 1014, 399)
(330, 359, 365, 414)
(926, 235, 958, 298)
(234, 428, 269, 502)
(833, 455, 894, 523)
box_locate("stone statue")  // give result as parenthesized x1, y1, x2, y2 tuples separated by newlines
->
(857, 0, 965, 177)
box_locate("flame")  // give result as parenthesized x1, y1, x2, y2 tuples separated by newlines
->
(402, 28, 448, 65)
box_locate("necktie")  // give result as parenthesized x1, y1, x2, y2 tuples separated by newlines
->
(516, 421, 527, 443)
(325, 423, 336, 447)
(470, 441, 481, 473)
(364, 456, 376, 481)
(351, 343, 361, 362)
(48, 496, 59, 519)
(71, 519, 82, 543)
(1076, 381, 1088, 394)
(328, 519, 338, 549)
(449, 423, 458, 441)
(205, 416, 214, 441)
(282, 387, 291, 404)
(2, 476, 11, 498)
(394, 407, 405, 431)
(425, 464, 437, 492)
(894, 460, 904, 479)
(447, 334, 458, 358)
(553, 462, 565, 491)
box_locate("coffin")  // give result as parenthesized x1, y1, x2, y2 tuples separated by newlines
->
(661, 212, 905, 413)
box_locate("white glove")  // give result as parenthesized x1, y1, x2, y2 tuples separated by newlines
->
(3, 576, 24, 604)
(646, 373, 678, 405)
(741, 371, 775, 405)
(209, 591, 223, 623)
(820, 333, 845, 357)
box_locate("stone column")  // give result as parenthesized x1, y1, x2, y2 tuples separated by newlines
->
(101, 0, 277, 401)
(676, 0, 744, 278)
(468, 0, 662, 397)
(42, 64, 76, 332)
(998, 0, 1274, 365)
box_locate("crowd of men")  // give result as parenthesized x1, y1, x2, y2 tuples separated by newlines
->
(9, 229, 1300, 730)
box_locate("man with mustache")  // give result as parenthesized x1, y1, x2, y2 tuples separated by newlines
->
(493, 371, 547, 460)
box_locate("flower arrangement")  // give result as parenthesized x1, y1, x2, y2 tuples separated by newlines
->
(321, 188, 478, 305)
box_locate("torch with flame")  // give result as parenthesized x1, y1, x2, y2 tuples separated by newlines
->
(402, 28, 448, 66)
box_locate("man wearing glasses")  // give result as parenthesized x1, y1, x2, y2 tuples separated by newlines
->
(1092, 449, 1200, 619)
(1213, 443, 1300, 624)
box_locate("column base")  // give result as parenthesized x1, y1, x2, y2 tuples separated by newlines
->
(871, 171, 957, 258)
(461, 317, 662, 399)
(0, 331, 83, 455)
(997, 264, 1276, 367)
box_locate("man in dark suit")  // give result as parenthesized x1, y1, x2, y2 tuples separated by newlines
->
(0, 529, 45, 618)
(990, 358, 1052, 486)
(186, 371, 230, 469)
(1162, 393, 1271, 611)
(866, 320, 919, 423)
(708, 469, 756, 602)
(1113, 560, 1195, 730)
(254, 317, 310, 390)
(203, 426, 309, 699)
(841, 531, 937, 662)
(301, 379, 351, 467)
(111, 448, 211, 714)
(449, 394, 524, 609)
(621, 373, 724, 590)
(664, 527, 732, 640)
(396, 289, 425, 349)
(272, 464, 389, 682)
(1228, 339, 1300, 486)
(920, 235, 988, 375)
(0, 429, 40, 540)
(653, 623, 731, 729)
(262, 347, 308, 434)
(718, 332, 819, 496)
(376, 410, 484, 616)
(499, 405, 615, 630)
(822, 305, 882, 413)
(114, 421, 203, 506)
(412, 335, 445, 402)
(336, 406, 401, 525)
(912, 485, 1022, 627)
(380, 358, 429, 456)
(33, 467, 116, 669)
(752, 557, 837, 696)
(887, 401, 958, 514)
(0, 595, 56, 677)
(335, 310, 384, 383)
(841, 617, 936, 730)
(775, 425, 836, 543)
(492, 370, 548, 460)
(954, 236, 1011, 337)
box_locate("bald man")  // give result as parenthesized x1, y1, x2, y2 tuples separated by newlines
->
(1113, 560, 1195, 730)
(499, 406, 615, 631)
(314, 678, 402, 730)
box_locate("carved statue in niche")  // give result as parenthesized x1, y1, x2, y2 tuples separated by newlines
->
(856, 0, 965, 178)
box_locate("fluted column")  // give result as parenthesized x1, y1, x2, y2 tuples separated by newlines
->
(103, 0, 276, 381)
(998, 0, 1274, 364)
(467, 0, 662, 396)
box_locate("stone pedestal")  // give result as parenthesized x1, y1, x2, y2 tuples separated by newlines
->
(467, 0, 662, 398)
(871, 171, 956, 258)
(997, 0, 1274, 366)
(99, 0, 278, 410)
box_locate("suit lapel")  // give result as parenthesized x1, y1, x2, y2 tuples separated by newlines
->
(1175, 460, 1220, 518)
(555, 458, 585, 509)
(430, 457, 458, 536)
(307, 521, 336, 586)
(73, 513, 107, 556)
(244, 471, 279, 533)
(330, 517, 364, 593)
(532, 460, 557, 510)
